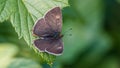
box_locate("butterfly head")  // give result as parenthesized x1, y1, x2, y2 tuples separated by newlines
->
(53, 32, 63, 39)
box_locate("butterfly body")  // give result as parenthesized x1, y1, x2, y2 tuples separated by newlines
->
(33, 7, 63, 56)
(41, 32, 63, 40)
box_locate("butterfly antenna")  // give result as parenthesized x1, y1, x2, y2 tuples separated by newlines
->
(63, 28, 72, 36)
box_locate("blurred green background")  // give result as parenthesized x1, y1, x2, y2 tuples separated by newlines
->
(0, 0, 120, 68)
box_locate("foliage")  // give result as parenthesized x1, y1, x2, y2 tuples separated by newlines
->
(0, 0, 120, 68)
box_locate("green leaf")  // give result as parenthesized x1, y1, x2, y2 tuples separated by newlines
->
(0, 0, 15, 22)
(10, 0, 34, 46)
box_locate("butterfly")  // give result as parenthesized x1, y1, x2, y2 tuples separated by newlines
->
(33, 7, 63, 56)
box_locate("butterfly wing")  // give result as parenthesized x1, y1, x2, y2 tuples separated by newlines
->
(45, 39, 63, 56)
(33, 18, 53, 36)
(45, 7, 62, 32)
(34, 39, 63, 55)
(34, 39, 52, 52)
(33, 7, 62, 36)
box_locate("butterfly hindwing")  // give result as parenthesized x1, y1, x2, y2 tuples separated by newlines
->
(34, 39, 63, 55)
(45, 39, 63, 55)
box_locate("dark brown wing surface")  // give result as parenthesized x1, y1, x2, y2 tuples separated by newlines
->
(34, 39, 63, 55)
(45, 7, 62, 32)
(34, 39, 52, 52)
(45, 39, 63, 55)
(33, 7, 62, 36)
(33, 18, 53, 36)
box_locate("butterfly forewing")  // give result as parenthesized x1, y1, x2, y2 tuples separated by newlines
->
(33, 7, 62, 36)
(45, 7, 62, 32)
(33, 18, 53, 36)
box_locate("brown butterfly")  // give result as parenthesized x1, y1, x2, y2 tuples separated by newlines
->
(33, 7, 63, 56)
